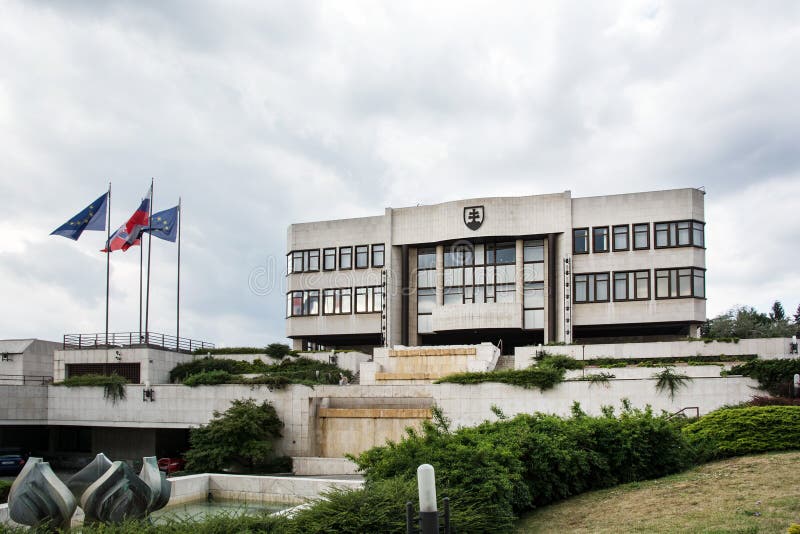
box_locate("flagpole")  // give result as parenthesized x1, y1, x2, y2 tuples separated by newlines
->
(176, 197, 182, 343)
(145, 178, 154, 345)
(105, 182, 112, 346)
(139, 233, 143, 341)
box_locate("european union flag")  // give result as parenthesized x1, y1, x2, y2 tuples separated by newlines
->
(144, 205, 179, 242)
(50, 192, 108, 240)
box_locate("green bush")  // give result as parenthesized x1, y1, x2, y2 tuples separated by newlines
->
(436, 366, 565, 390)
(0, 480, 11, 503)
(683, 406, 800, 461)
(184, 399, 284, 474)
(352, 405, 692, 531)
(171, 357, 352, 386)
(585, 355, 756, 367)
(436, 354, 583, 390)
(726, 358, 800, 397)
(265, 343, 294, 359)
(182, 370, 235, 387)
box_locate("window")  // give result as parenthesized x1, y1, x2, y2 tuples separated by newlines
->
(633, 223, 650, 250)
(444, 241, 517, 305)
(371, 244, 385, 268)
(573, 273, 610, 303)
(612, 225, 629, 251)
(654, 220, 704, 248)
(655, 268, 706, 299)
(287, 250, 320, 273)
(693, 221, 705, 247)
(286, 290, 320, 316)
(613, 270, 650, 301)
(355, 245, 369, 269)
(523, 240, 544, 283)
(355, 286, 383, 313)
(339, 246, 352, 269)
(593, 226, 609, 253)
(322, 288, 352, 315)
(524, 281, 544, 329)
(417, 248, 437, 332)
(573, 228, 589, 254)
(323, 248, 336, 271)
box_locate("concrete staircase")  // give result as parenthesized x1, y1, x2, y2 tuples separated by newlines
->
(493, 355, 515, 371)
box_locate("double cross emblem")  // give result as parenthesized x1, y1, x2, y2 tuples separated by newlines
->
(463, 206, 485, 231)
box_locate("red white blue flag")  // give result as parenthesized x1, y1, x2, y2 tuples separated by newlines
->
(102, 185, 151, 252)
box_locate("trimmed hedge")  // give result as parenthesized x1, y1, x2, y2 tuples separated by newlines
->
(683, 406, 800, 460)
(352, 405, 693, 532)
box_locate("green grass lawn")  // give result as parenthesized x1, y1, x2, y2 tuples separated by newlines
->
(516, 451, 800, 534)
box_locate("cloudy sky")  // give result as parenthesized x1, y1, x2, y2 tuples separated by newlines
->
(1, 1, 799, 346)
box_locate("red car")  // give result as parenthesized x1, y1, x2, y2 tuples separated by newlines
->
(157, 457, 186, 475)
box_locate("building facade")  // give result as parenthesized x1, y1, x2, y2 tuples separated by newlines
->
(286, 188, 706, 351)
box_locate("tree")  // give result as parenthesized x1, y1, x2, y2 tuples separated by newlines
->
(703, 305, 796, 339)
(770, 301, 786, 321)
(794, 304, 800, 325)
(185, 399, 285, 473)
(266, 343, 294, 359)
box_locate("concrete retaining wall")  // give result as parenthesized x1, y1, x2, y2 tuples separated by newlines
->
(515, 338, 794, 369)
(292, 457, 359, 476)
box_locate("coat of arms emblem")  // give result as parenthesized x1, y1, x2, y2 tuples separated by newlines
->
(464, 206, 484, 231)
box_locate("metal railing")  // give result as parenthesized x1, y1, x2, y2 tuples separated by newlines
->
(667, 406, 700, 420)
(63, 332, 215, 354)
(0, 374, 53, 386)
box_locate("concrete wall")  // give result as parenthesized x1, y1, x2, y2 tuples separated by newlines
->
(0, 385, 48, 425)
(169, 473, 363, 506)
(362, 343, 500, 384)
(0, 339, 59, 384)
(291, 457, 359, 476)
(54, 348, 195, 384)
(514, 338, 794, 369)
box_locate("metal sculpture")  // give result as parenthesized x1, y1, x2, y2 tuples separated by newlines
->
(7, 454, 171, 528)
(7, 458, 77, 529)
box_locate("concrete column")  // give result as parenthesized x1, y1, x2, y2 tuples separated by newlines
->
(435, 244, 444, 305)
(292, 339, 303, 351)
(515, 240, 524, 306)
(547, 233, 558, 343)
(401, 245, 409, 346)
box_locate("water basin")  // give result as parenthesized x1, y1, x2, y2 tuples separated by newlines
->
(150, 499, 291, 523)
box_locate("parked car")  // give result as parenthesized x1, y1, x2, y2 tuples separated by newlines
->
(0, 452, 26, 476)
(157, 457, 186, 475)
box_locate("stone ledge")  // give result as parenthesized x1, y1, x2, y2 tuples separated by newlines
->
(389, 348, 477, 357)
(318, 407, 432, 419)
(375, 372, 443, 381)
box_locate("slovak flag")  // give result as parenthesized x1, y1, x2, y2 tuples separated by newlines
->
(102, 185, 151, 252)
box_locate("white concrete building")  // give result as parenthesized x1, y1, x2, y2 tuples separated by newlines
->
(286, 188, 706, 351)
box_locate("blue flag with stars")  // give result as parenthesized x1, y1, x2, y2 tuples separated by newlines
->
(144, 205, 179, 242)
(50, 192, 108, 240)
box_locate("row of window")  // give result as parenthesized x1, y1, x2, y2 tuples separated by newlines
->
(287, 244, 385, 273)
(286, 286, 384, 317)
(573, 267, 705, 303)
(573, 220, 705, 254)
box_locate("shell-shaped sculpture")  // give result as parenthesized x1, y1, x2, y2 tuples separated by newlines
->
(139, 456, 171, 513)
(7, 457, 78, 528)
(81, 461, 152, 523)
(66, 452, 113, 501)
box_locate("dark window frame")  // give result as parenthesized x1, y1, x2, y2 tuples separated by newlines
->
(612, 224, 630, 251)
(654, 267, 706, 299)
(612, 270, 651, 301)
(287, 249, 321, 273)
(592, 226, 610, 253)
(286, 289, 320, 317)
(323, 248, 337, 271)
(371, 243, 385, 268)
(633, 223, 650, 250)
(339, 246, 353, 270)
(654, 220, 705, 249)
(322, 287, 352, 315)
(573, 272, 610, 304)
(573, 228, 589, 255)
(355, 285, 383, 313)
(355, 245, 369, 269)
